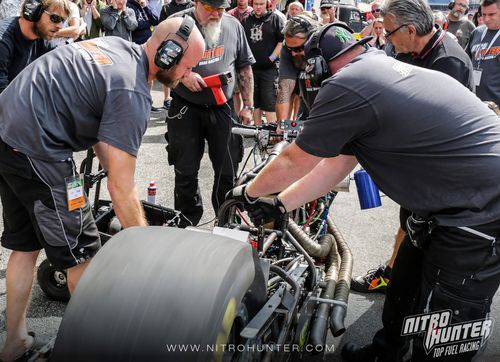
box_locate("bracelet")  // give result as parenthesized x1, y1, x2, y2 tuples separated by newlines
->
(242, 105, 255, 112)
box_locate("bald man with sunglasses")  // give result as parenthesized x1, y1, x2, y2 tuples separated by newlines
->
(0, 0, 71, 94)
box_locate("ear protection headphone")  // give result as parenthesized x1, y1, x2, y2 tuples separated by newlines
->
(448, 1, 468, 15)
(22, 0, 44, 22)
(305, 22, 354, 86)
(154, 16, 195, 70)
(248, 0, 272, 11)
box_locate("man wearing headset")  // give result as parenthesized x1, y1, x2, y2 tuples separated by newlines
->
(166, 0, 255, 228)
(0, 0, 70, 94)
(276, 14, 320, 121)
(0, 18, 204, 361)
(447, 0, 476, 48)
(229, 23, 500, 361)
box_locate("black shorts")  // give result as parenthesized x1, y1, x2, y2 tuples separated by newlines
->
(0, 139, 100, 269)
(253, 67, 278, 112)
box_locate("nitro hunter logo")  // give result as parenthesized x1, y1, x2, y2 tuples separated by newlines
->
(401, 310, 493, 357)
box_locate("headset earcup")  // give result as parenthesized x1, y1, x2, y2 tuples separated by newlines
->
(448, 1, 455, 10)
(22, 0, 44, 22)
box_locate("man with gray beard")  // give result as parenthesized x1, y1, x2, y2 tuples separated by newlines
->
(166, 0, 255, 227)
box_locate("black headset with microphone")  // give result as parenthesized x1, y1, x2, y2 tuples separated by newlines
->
(305, 22, 355, 87)
(22, 0, 44, 22)
(154, 16, 195, 70)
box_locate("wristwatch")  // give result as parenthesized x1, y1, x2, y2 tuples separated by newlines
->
(242, 105, 255, 112)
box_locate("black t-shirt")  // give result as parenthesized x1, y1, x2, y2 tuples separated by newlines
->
(296, 48, 500, 227)
(396, 27, 473, 90)
(0, 16, 54, 94)
(241, 11, 284, 69)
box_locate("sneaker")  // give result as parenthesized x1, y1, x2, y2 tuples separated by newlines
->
(351, 265, 391, 294)
(163, 98, 172, 110)
(151, 105, 162, 112)
(341, 342, 377, 362)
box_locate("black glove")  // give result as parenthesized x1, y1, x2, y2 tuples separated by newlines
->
(247, 196, 287, 226)
(226, 184, 258, 204)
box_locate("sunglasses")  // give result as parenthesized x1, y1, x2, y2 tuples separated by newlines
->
(371, 8, 381, 14)
(385, 23, 409, 39)
(200, 2, 224, 12)
(283, 40, 305, 53)
(44, 10, 67, 24)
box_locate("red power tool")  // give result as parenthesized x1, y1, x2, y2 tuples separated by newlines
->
(202, 72, 233, 105)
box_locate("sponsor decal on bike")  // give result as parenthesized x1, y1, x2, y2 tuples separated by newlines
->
(401, 309, 493, 358)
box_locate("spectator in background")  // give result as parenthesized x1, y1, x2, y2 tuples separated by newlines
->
(472, 6, 484, 26)
(80, 0, 105, 39)
(50, 0, 86, 46)
(319, 0, 335, 23)
(0, 0, 23, 20)
(466, 0, 500, 106)
(242, 0, 284, 125)
(360, 1, 382, 36)
(368, 17, 386, 49)
(159, 0, 194, 109)
(276, 15, 320, 121)
(0, 0, 70, 94)
(269, 0, 286, 22)
(227, 0, 252, 21)
(447, 0, 475, 48)
(100, 0, 137, 40)
(147, 0, 163, 18)
(228, 0, 253, 115)
(128, 0, 159, 44)
(287, 1, 303, 17)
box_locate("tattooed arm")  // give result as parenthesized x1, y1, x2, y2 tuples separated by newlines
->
(237, 65, 254, 125)
(276, 78, 297, 121)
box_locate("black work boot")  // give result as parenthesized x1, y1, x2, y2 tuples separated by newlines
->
(341, 342, 377, 362)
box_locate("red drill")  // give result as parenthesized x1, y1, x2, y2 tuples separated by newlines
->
(202, 72, 233, 106)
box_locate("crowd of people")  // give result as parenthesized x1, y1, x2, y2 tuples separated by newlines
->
(0, 0, 499, 360)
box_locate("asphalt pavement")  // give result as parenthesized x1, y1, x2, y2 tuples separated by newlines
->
(0, 85, 498, 361)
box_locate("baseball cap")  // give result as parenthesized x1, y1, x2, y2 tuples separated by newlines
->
(320, 0, 334, 8)
(304, 23, 372, 62)
(200, 0, 230, 9)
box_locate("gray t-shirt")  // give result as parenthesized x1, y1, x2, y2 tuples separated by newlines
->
(466, 25, 500, 105)
(296, 48, 500, 227)
(0, 36, 151, 162)
(172, 11, 255, 106)
(447, 17, 475, 49)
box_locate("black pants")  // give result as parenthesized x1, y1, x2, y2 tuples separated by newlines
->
(373, 220, 500, 361)
(165, 95, 243, 226)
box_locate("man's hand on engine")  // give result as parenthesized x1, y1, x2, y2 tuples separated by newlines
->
(226, 184, 258, 204)
(247, 197, 287, 226)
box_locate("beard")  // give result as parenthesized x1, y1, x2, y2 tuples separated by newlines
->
(292, 54, 307, 70)
(156, 69, 179, 88)
(451, 10, 463, 18)
(202, 20, 222, 49)
(34, 22, 54, 40)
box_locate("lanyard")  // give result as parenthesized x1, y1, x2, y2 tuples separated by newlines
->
(476, 28, 500, 68)
(419, 30, 446, 60)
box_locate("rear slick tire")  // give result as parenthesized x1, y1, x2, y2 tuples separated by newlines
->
(51, 226, 257, 362)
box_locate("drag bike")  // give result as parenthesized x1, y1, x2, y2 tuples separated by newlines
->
(44, 122, 353, 362)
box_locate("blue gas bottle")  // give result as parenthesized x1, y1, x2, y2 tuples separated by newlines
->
(354, 169, 382, 210)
